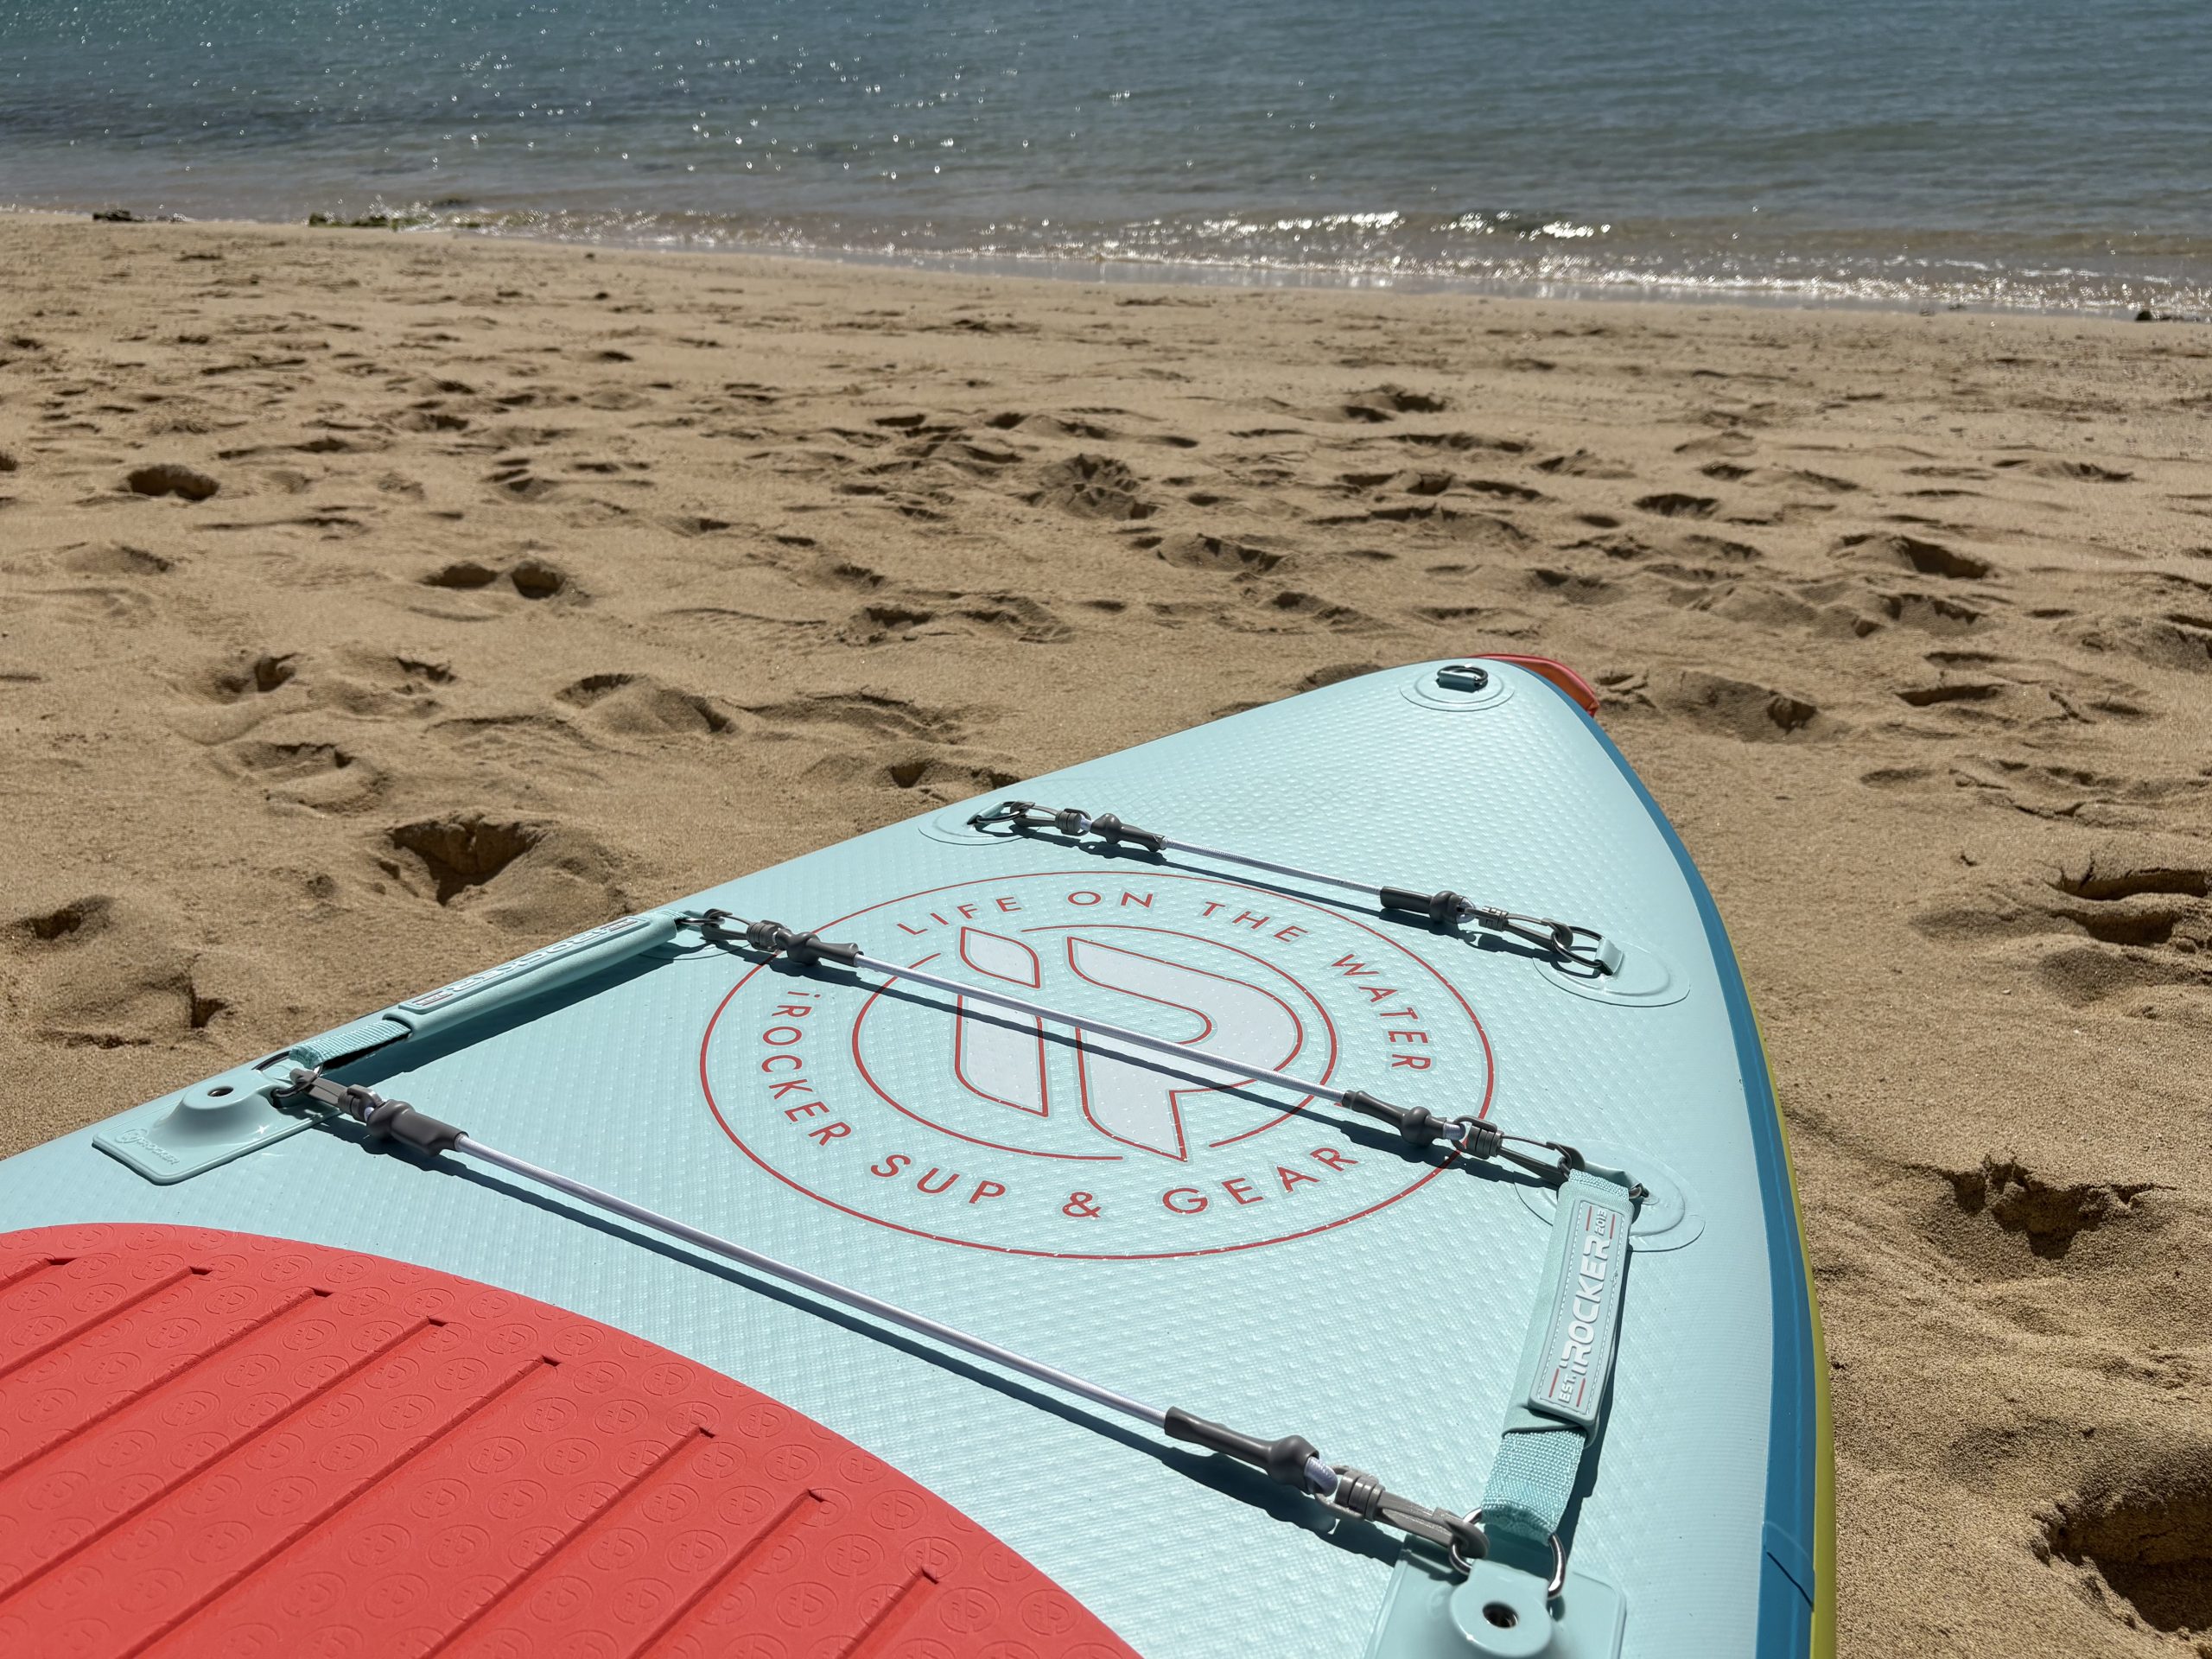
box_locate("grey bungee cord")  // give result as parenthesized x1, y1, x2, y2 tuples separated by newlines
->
(968, 799, 1624, 976)
(681, 911, 1600, 1188)
(279, 1066, 1490, 1568)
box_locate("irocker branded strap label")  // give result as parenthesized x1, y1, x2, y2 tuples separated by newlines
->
(1526, 1178, 1633, 1430)
(400, 913, 661, 1014)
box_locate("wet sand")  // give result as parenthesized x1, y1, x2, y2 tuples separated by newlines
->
(3, 213, 2209, 1656)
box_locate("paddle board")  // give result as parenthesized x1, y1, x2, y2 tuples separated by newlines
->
(0, 656, 1833, 1657)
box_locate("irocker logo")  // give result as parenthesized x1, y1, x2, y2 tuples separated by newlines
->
(699, 871, 1493, 1259)
(1534, 1195, 1627, 1429)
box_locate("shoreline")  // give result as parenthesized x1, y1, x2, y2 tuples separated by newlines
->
(7, 203, 2202, 326)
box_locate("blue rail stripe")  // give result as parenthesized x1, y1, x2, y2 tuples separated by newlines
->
(1560, 690, 1821, 1658)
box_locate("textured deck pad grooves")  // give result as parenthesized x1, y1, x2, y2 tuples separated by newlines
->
(0, 1224, 1139, 1659)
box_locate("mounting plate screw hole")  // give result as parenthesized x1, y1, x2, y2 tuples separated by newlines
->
(207, 1086, 234, 1098)
(1483, 1602, 1518, 1630)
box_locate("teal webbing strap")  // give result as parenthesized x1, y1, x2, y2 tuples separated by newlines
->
(1481, 1166, 1637, 1547)
(286, 1013, 410, 1070)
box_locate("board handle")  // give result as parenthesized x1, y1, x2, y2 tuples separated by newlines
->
(392, 911, 683, 1041)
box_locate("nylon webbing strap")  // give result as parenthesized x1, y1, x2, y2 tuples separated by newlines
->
(285, 1014, 410, 1069)
(1481, 1166, 1637, 1548)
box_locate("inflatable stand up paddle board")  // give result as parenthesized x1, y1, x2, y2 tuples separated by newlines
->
(0, 656, 1834, 1657)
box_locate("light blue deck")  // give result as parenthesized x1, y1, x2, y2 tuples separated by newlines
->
(0, 660, 1822, 1657)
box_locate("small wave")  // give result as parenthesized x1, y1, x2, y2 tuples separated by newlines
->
(23, 189, 2212, 319)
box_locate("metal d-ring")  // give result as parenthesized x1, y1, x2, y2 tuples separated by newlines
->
(1457, 1510, 1567, 1599)
(1448, 1509, 1488, 1575)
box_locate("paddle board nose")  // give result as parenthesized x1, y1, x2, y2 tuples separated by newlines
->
(0, 658, 1834, 1658)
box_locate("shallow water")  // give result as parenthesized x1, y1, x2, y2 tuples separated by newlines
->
(4, 0, 2209, 313)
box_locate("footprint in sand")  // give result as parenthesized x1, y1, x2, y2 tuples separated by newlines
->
(1332, 385, 1451, 423)
(15, 896, 112, 944)
(376, 813, 626, 933)
(418, 557, 573, 602)
(382, 816, 543, 905)
(1772, 467, 1861, 494)
(1999, 457, 2137, 484)
(204, 652, 300, 701)
(1894, 679, 2006, 709)
(558, 672, 734, 736)
(1313, 503, 1531, 550)
(485, 459, 566, 500)
(836, 601, 940, 645)
(1293, 662, 1386, 692)
(213, 734, 385, 813)
(2067, 612, 2212, 674)
(1912, 839, 2212, 1008)
(1235, 590, 1376, 634)
(2041, 854, 2212, 952)
(933, 592, 1071, 644)
(2039, 1440, 2212, 1638)
(745, 690, 970, 746)
(1528, 568, 1622, 607)
(8, 893, 226, 1050)
(661, 512, 736, 537)
(1635, 492, 1721, 519)
(1537, 448, 1637, 478)
(988, 411, 1117, 442)
(396, 405, 472, 433)
(1384, 431, 1530, 457)
(426, 714, 606, 788)
(124, 462, 219, 500)
(805, 747, 1021, 798)
(393, 655, 455, 690)
(1872, 589, 1988, 635)
(1344, 470, 1537, 504)
(1937, 1155, 2158, 1263)
(903, 436, 1022, 477)
(1675, 430, 1758, 460)
(1835, 531, 1994, 581)
(60, 543, 175, 576)
(1945, 753, 2202, 820)
(1027, 453, 1154, 520)
(1459, 476, 1548, 503)
(1648, 669, 1824, 741)
(1154, 532, 1286, 575)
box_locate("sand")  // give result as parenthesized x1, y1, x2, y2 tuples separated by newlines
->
(3, 213, 2209, 1656)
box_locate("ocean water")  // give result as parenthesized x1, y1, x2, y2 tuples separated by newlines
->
(3, 0, 2209, 315)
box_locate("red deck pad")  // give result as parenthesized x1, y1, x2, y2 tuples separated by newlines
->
(0, 1224, 1141, 1659)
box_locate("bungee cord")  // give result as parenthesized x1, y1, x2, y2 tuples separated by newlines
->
(272, 830, 1643, 1595)
(278, 1066, 1491, 1570)
(679, 911, 1610, 1190)
(967, 799, 1624, 977)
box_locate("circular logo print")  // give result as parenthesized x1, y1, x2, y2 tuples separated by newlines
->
(699, 872, 1491, 1259)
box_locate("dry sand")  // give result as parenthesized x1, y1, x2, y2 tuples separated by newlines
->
(3, 213, 2209, 1656)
